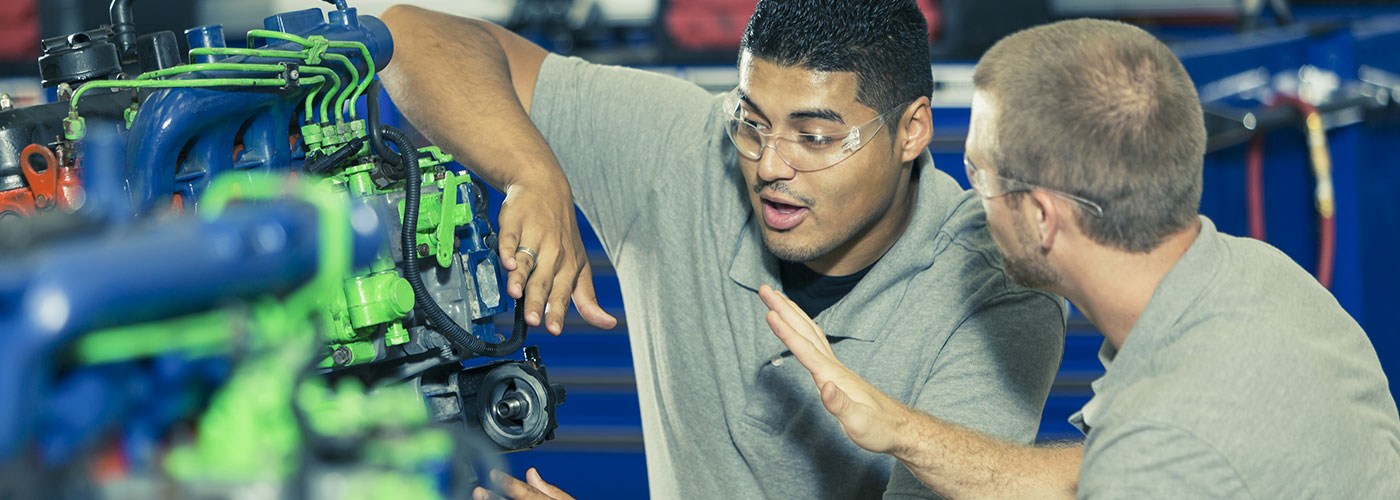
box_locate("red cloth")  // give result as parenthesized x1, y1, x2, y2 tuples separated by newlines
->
(0, 0, 39, 61)
(665, 0, 943, 51)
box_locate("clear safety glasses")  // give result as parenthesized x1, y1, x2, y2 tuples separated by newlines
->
(722, 89, 911, 172)
(964, 155, 1105, 218)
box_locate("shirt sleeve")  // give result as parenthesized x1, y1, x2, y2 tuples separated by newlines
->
(528, 54, 718, 257)
(883, 289, 1068, 499)
(1078, 421, 1252, 499)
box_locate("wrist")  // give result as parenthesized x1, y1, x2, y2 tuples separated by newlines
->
(886, 403, 919, 458)
(501, 154, 570, 197)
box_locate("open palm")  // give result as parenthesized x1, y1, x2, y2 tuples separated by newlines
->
(757, 285, 915, 455)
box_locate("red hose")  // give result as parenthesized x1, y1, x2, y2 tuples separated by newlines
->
(1244, 95, 1335, 289)
(1246, 134, 1267, 241)
(1317, 210, 1335, 289)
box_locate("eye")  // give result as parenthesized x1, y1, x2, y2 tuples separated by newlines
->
(746, 120, 772, 133)
(800, 134, 834, 147)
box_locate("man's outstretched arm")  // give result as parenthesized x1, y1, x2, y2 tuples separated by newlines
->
(757, 285, 1081, 499)
(379, 5, 616, 335)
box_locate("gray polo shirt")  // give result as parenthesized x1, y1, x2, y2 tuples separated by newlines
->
(531, 54, 1067, 499)
(1072, 216, 1400, 498)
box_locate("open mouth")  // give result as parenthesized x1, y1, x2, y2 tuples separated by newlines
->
(761, 199, 809, 231)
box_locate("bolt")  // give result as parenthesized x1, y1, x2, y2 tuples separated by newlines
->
(289, 69, 300, 79)
(439, 344, 454, 359)
(417, 243, 430, 257)
(0, 93, 12, 111)
(34, 195, 47, 208)
(494, 392, 529, 421)
(435, 172, 446, 180)
(332, 346, 352, 365)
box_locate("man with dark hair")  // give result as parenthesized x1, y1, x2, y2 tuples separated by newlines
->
(381, 1, 1066, 498)
(762, 18, 1400, 498)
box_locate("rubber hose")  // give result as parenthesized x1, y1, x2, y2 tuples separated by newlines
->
(108, 0, 137, 56)
(470, 175, 490, 220)
(366, 79, 402, 169)
(305, 137, 365, 175)
(383, 124, 526, 357)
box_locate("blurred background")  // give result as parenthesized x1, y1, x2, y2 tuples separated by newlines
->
(3, 0, 1400, 498)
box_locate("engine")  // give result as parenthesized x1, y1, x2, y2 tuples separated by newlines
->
(0, 1, 561, 497)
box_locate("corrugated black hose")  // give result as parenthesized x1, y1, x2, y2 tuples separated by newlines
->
(379, 124, 526, 357)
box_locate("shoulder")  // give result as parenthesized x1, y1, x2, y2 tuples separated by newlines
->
(921, 182, 1065, 324)
(532, 53, 721, 132)
(896, 174, 1066, 357)
(537, 54, 716, 105)
(912, 169, 1006, 287)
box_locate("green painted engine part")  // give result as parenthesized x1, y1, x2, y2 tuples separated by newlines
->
(151, 173, 448, 498)
(398, 169, 473, 268)
(344, 271, 414, 329)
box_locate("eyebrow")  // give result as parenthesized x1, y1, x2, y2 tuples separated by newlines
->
(788, 108, 845, 124)
(738, 92, 846, 125)
(738, 93, 767, 120)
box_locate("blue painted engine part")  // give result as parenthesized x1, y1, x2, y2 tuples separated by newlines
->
(0, 176, 384, 461)
(125, 7, 394, 216)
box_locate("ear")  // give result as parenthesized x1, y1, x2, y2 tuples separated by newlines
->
(1026, 190, 1061, 251)
(898, 96, 933, 164)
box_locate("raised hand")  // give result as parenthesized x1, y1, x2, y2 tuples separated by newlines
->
(757, 285, 915, 454)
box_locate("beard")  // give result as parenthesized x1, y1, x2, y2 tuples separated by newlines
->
(1002, 215, 1060, 290)
(762, 229, 836, 263)
(757, 193, 887, 264)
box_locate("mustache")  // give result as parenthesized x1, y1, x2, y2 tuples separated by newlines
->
(752, 181, 814, 206)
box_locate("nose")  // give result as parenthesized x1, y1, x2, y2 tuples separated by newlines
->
(755, 143, 796, 183)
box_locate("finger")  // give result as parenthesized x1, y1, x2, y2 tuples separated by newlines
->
(497, 216, 522, 272)
(766, 310, 840, 381)
(489, 469, 550, 500)
(544, 270, 576, 335)
(774, 289, 836, 357)
(757, 285, 810, 336)
(779, 290, 822, 336)
(521, 246, 560, 327)
(473, 486, 503, 500)
(758, 286, 826, 351)
(507, 238, 541, 301)
(572, 263, 618, 329)
(525, 468, 572, 500)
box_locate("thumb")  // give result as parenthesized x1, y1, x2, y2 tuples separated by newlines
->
(526, 467, 572, 499)
(572, 264, 618, 329)
(820, 380, 852, 417)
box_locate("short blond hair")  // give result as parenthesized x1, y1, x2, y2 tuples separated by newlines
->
(973, 19, 1206, 253)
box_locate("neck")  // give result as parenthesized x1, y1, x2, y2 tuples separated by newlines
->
(1057, 219, 1201, 349)
(805, 166, 918, 276)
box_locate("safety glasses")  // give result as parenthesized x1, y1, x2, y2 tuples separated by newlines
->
(722, 89, 911, 172)
(964, 155, 1104, 217)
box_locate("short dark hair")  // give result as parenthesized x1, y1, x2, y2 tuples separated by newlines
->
(973, 19, 1206, 253)
(739, 0, 933, 129)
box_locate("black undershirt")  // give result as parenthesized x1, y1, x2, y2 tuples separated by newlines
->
(778, 260, 874, 318)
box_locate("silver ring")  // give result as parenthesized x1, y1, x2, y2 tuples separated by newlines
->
(515, 245, 537, 262)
